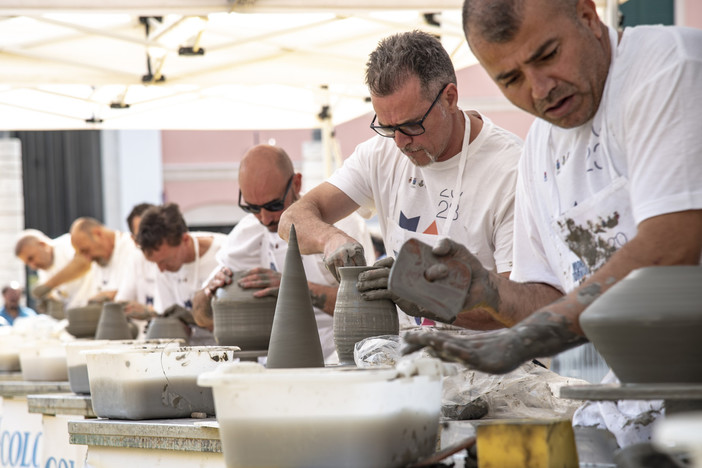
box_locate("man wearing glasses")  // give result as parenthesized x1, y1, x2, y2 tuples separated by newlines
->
(192, 144, 374, 363)
(279, 30, 523, 330)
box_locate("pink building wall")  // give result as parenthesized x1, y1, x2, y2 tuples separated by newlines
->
(164, 2, 700, 225)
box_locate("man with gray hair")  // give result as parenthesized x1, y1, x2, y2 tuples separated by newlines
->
(402, 0, 702, 451)
(279, 30, 523, 330)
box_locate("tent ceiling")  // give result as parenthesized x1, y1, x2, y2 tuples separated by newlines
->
(0, 2, 475, 129)
(0, 0, 619, 130)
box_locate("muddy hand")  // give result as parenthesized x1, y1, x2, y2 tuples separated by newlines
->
(429, 238, 497, 313)
(238, 268, 281, 289)
(323, 242, 366, 283)
(32, 283, 52, 300)
(403, 329, 526, 374)
(357, 257, 427, 316)
(204, 267, 234, 298)
(124, 302, 155, 320)
(163, 304, 196, 326)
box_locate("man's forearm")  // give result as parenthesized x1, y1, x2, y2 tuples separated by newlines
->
(309, 282, 337, 315)
(466, 272, 564, 327)
(191, 289, 214, 330)
(44, 255, 92, 289)
(279, 198, 344, 255)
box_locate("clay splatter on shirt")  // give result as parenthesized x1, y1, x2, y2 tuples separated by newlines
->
(558, 212, 621, 271)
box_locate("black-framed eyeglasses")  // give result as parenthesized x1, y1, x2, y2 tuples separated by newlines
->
(238, 175, 294, 214)
(370, 83, 449, 138)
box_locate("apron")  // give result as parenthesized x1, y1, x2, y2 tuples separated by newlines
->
(386, 114, 472, 256)
(386, 114, 472, 326)
(548, 28, 637, 291)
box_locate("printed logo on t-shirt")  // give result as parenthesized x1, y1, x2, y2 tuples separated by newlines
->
(398, 211, 440, 236)
(407, 177, 425, 188)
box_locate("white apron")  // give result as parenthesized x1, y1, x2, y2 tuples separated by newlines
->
(386, 115, 472, 326)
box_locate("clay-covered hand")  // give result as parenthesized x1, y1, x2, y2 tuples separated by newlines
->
(402, 328, 526, 374)
(323, 241, 367, 283)
(123, 301, 156, 320)
(31, 283, 53, 300)
(238, 267, 282, 298)
(163, 304, 197, 326)
(204, 267, 234, 298)
(429, 238, 494, 312)
(357, 257, 428, 317)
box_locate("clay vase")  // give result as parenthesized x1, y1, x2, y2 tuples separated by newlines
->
(266, 225, 325, 369)
(66, 303, 103, 338)
(333, 266, 399, 365)
(45, 298, 66, 320)
(212, 272, 277, 350)
(95, 302, 133, 340)
(145, 316, 190, 342)
(579, 265, 702, 383)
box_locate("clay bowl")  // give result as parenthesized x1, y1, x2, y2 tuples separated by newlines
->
(580, 266, 702, 384)
(145, 317, 190, 342)
(212, 273, 277, 351)
(66, 303, 103, 338)
(95, 302, 133, 340)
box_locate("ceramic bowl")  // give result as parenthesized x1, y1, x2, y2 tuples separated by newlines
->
(145, 317, 190, 342)
(580, 266, 702, 383)
(66, 303, 103, 338)
(212, 273, 277, 350)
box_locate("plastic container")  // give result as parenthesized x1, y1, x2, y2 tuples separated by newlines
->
(198, 358, 443, 468)
(65, 339, 185, 394)
(85, 344, 239, 419)
(19, 340, 69, 381)
(0, 331, 23, 372)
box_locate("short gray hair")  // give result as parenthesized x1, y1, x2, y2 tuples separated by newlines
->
(462, 0, 578, 45)
(365, 30, 456, 101)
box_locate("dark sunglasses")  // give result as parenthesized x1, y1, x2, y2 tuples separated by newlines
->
(370, 83, 449, 138)
(238, 175, 294, 214)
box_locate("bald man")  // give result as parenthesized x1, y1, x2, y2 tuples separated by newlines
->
(70, 217, 141, 302)
(15, 229, 95, 308)
(192, 144, 375, 364)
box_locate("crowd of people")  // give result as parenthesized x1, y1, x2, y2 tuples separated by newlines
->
(3, 0, 701, 455)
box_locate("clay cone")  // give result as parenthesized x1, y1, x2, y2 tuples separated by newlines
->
(266, 224, 325, 368)
(95, 302, 132, 340)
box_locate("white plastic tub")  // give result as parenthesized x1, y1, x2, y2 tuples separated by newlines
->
(65, 339, 185, 394)
(19, 340, 68, 381)
(0, 332, 23, 372)
(84, 345, 239, 419)
(198, 359, 443, 468)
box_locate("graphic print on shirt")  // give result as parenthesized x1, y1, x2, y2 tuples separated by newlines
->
(397, 185, 462, 237)
(585, 125, 604, 173)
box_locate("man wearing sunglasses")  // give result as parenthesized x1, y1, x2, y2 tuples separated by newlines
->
(279, 30, 523, 330)
(192, 144, 374, 363)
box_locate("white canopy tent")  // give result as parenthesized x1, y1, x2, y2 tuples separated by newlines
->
(0, 0, 622, 130)
(0, 1, 474, 130)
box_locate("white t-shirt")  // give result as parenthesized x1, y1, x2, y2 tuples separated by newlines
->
(153, 232, 227, 313)
(39, 233, 96, 309)
(510, 25, 702, 291)
(212, 212, 375, 363)
(327, 112, 521, 274)
(114, 247, 158, 309)
(92, 231, 141, 295)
